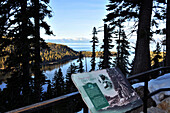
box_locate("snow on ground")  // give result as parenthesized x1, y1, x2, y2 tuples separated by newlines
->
(148, 73, 170, 104)
(132, 82, 144, 89)
(132, 73, 170, 104)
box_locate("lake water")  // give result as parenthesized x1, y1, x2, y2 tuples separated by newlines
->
(43, 57, 112, 81)
(0, 57, 106, 113)
(0, 56, 132, 113)
(0, 53, 136, 92)
(0, 57, 115, 91)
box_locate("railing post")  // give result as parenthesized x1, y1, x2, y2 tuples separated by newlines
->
(143, 78, 148, 113)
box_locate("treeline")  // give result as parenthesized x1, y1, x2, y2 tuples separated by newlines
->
(41, 43, 79, 64)
(0, 42, 117, 68)
(0, 42, 79, 68)
(103, 0, 170, 75)
(0, 65, 83, 113)
(88, 0, 170, 75)
(0, 0, 57, 111)
(150, 51, 164, 65)
(43, 61, 85, 112)
(0, 52, 85, 113)
(0, 44, 14, 69)
(82, 51, 116, 57)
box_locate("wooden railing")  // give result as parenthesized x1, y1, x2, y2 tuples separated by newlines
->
(6, 66, 170, 113)
(6, 92, 86, 113)
(127, 66, 170, 113)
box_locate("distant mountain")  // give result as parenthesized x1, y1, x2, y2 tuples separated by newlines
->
(41, 43, 79, 64)
(46, 38, 90, 43)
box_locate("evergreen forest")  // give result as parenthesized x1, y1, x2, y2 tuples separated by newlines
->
(1, 0, 170, 113)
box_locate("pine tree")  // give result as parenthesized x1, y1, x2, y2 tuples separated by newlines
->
(77, 51, 84, 73)
(113, 21, 123, 68)
(1, 71, 25, 111)
(0, 0, 53, 111)
(30, 0, 53, 101)
(99, 24, 114, 69)
(0, 1, 53, 109)
(104, 0, 139, 30)
(0, 0, 53, 71)
(32, 0, 42, 102)
(65, 63, 78, 93)
(20, 0, 32, 103)
(90, 27, 98, 71)
(132, 0, 153, 74)
(52, 68, 65, 97)
(65, 64, 82, 113)
(115, 30, 130, 76)
(104, 0, 167, 74)
(42, 80, 53, 101)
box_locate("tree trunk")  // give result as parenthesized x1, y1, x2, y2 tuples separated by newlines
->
(21, 0, 29, 76)
(91, 40, 96, 71)
(103, 24, 109, 69)
(166, 0, 170, 67)
(132, 0, 153, 74)
(34, 0, 40, 69)
(91, 27, 97, 71)
(34, 0, 41, 102)
(21, 0, 30, 104)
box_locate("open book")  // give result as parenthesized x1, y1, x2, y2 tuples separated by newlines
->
(71, 68, 142, 113)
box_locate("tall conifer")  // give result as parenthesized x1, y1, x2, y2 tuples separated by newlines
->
(65, 63, 78, 93)
(90, 27, 98, 71)
(99, 24, 114, 69)
(115, 30, 130, 76)
(53, 68, 65, 97)
(77, 51, 84, 73)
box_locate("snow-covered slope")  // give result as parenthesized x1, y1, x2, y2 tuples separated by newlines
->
(132, 73, 170, 104)
(148, 73, 170, 104)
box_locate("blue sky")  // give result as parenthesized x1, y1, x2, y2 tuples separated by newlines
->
(41, 0, 109, 43)
(40, 0, 165, 52)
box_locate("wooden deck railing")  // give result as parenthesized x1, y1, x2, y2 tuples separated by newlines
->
(6, 66, 170, 113)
